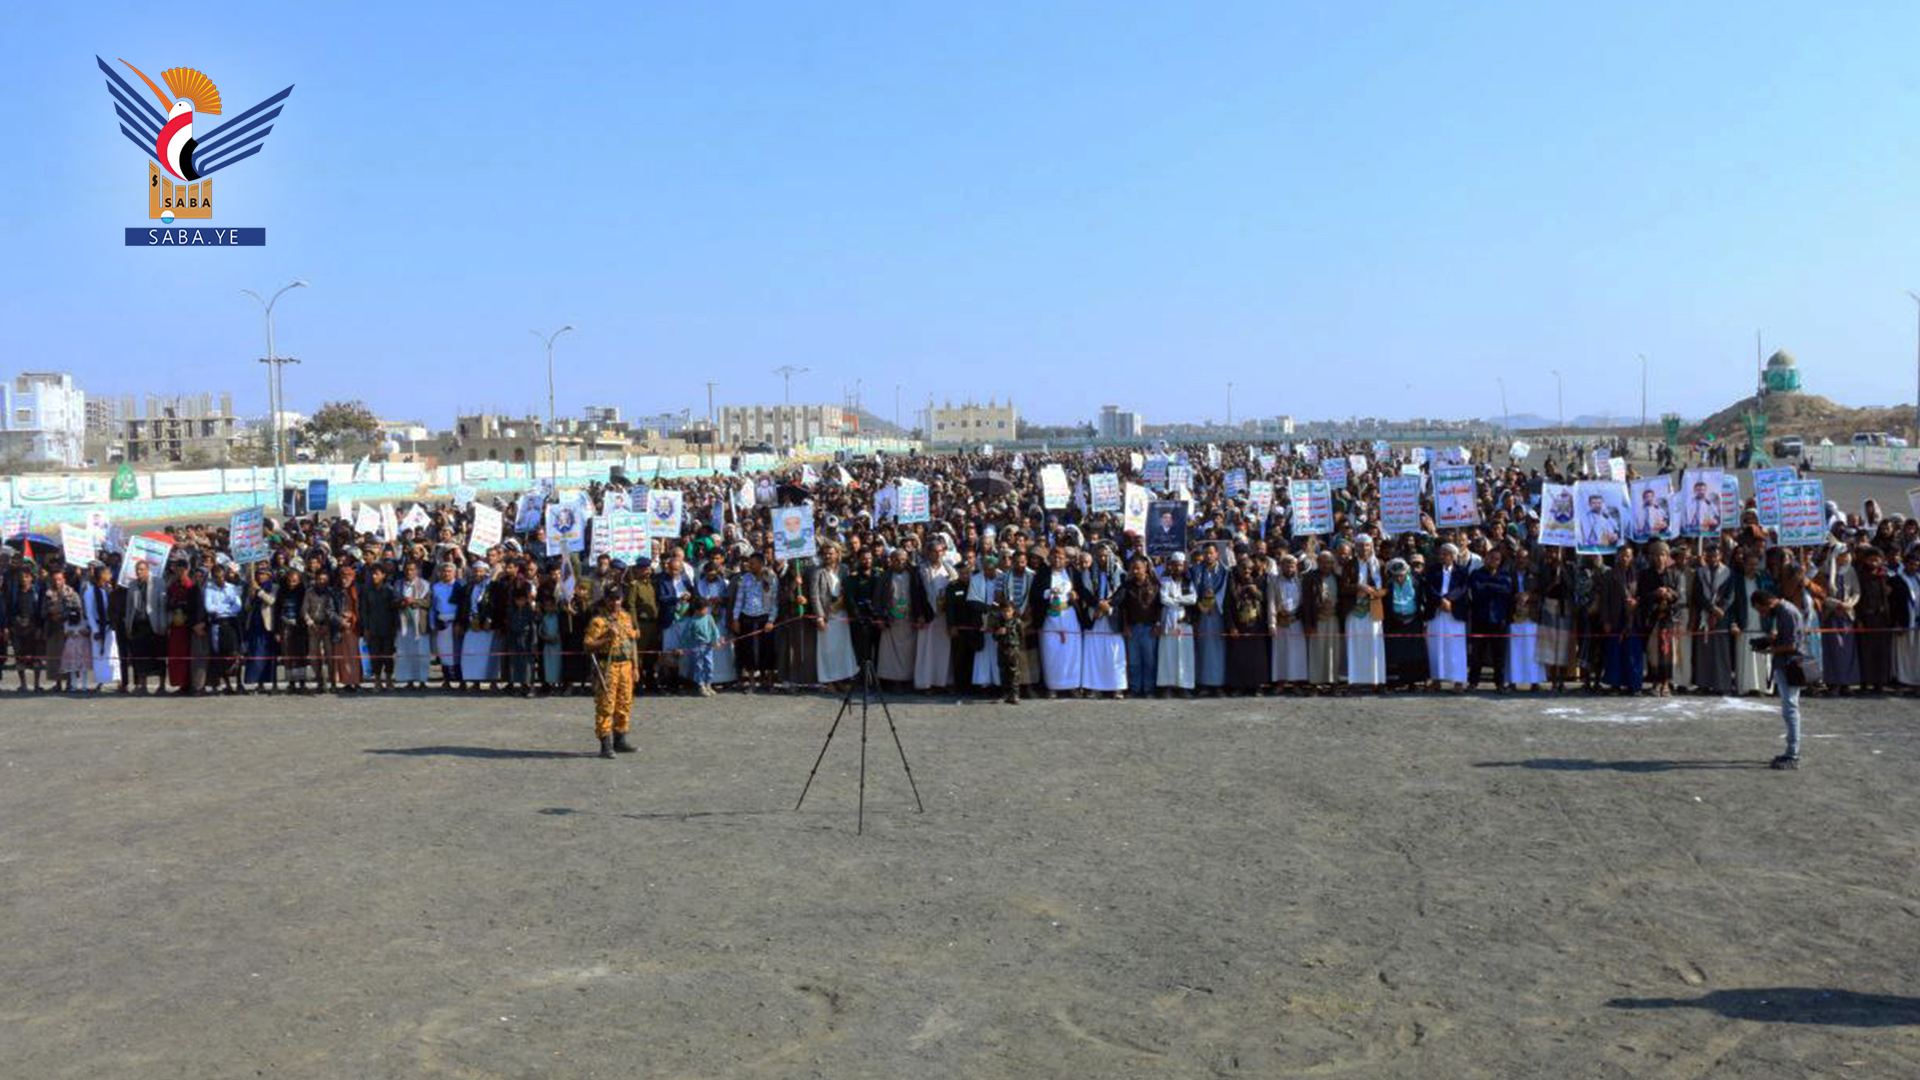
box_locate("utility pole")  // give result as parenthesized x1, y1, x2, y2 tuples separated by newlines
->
(1226, 381, 1234, 429)
(1637, 353, 1649, 452)
(1496, 376, 1509, 426)
(1550, 369, 1564, 441)
(894, 384, 901, 431)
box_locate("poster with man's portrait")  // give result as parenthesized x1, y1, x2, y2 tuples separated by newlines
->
(1574, 480, 1631, 555)
(1628, 476, 1677, 543)
(1539, 483, 1577, 547)
(1680, 469, 1724, 538)
(1145, 500, 1188, 557)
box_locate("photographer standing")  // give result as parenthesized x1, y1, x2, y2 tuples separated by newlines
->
(1750, 589, 1810, 770)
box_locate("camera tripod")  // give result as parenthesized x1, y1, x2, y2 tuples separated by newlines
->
(795, 655, 924, 834)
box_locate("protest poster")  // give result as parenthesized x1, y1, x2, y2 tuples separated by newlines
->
(1721, 473, 1741, 520)
(1011, 453, 1026, 472)
(1087, 472, 1121, 513)
(1753, 467, 1795, 527)
(1574, 480, 1632, 555)
(589, 514, 611, 559)
(1432, 465, 1480, 527)
(467, 504, 503, 556)
(1400, 463, 1423, 480)
(1247, 479, 1275, 519)
(1347, 453, 1369, 478)
(606, 510, 647, 564)
(1372, 440, 1392, 461)
(229, 507, 268, 563)
(1509, 440, 1531, 460)
(452, 484, 477, 510)
(1123, 483, 1150, 536)
(1410, 447, 1430, 466)
(1223, 468, 1247, 498)
(1206, 444, 1221, 470)
(60, 523, 97, 566)
(1678, 470, 1724, 537)
(1321, 457, 1349, 488)
(1379, 475, 1423, 535)
(306, 479, 329, 513)
(514, 492, 547, 533)
(733, 481, 755, 511)
(645, 490, 684, 540)
(772, 501, 817, 562)
(353, 503, 381, 537)
(1289, 480, 1334, 536)
(1776, 480, 1826, 546)
(1166, 463, 1193, 494)
(1257, 452, 1276, 475)
(897, 478, 930, 523)
(379, 503, 401, 543)
(1628, 476, 1676, 543)
(1539, 483, 1578, 548)
(545, 502, 587, 554)
(1143, 455, 1169, 489)
(1441, 446, 1470, 465)
(1591, 448, 1611, 479)
(400, 504, 430, 533)
(1608, 457, 1627, 483)
(872, 484, 897, 522)
(119, 533, 173, 585)
(602, 488, 631, 514)
(1145, 501, 1189, 557)
(1908, 485, 1920, 522)
(1, 508, 29, 540)
(1040, 464, 1071, 510)
(1300, 443, 1320, 464)
(1129, 452, 1145, 475)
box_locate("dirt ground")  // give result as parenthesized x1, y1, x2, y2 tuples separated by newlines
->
(2, 686, 1917, 1079)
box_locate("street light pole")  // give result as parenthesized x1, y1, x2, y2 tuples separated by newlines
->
(1637, 353, 1649, 453)
(532, 325, 575, 480)
(1550, 369, 1564, 441)
(241, 280, 306, 507)
(1907, 292, 1920, 444)
(1226, 381, 1234, 429)
(1496, 376, 1509, 427)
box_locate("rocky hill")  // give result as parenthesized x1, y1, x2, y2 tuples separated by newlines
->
(1683, 392, 1914, 445)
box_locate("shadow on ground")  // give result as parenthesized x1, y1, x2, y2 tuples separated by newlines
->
(1474, 759, 1768, 773)
(364, 746, 587, 760)
(1609, 988, 1920, 1026)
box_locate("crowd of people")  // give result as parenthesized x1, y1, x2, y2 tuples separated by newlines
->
(3, 441, 1917, 727)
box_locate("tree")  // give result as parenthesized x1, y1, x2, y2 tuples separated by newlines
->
(291, 400, 381, 462)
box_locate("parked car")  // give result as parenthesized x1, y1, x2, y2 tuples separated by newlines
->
(1852, 431, 1892, 447)
(1772, 436, 1804, 458)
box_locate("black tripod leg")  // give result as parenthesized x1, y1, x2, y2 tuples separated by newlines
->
(857, 671, 870, 835)
(795, 675, 863, 812)
(871, 673, 925, 813)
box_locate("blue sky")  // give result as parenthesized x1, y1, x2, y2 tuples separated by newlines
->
(6, 1, 1919, 428)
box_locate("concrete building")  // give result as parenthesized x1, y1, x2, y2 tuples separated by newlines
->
(120, 392, 245, 465)
(426, 414, 632, 465)
(1097, 405, 1144, 441)
(0, 372, 88, 468)
(930, 397, 1018, 445)
(1257, 415, 1296, 437)
(719, 403, 848, 449)
(583, 405, 622, 425)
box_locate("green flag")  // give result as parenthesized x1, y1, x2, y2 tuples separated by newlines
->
(110, 463, 138, 501)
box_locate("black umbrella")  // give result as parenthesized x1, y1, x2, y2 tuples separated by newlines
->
(966, 471, 1013, 499)
(776, 481, 812, 506)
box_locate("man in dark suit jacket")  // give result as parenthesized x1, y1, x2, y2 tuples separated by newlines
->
(1466, 546, 1516, 689)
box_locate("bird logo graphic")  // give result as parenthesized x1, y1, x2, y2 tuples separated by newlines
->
(96, 56, 293, 223)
